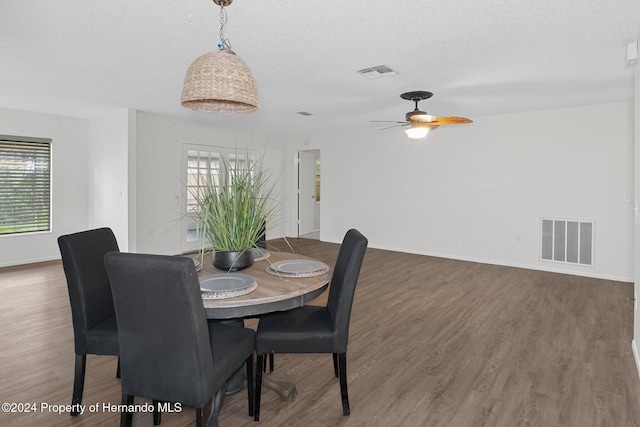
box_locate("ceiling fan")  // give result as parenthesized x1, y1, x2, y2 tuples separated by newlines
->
(373, 91, 472, 139)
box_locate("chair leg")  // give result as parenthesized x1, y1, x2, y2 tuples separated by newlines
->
(254, 354, 264, 421)
(116, 356, 121, 379)
(121, 394, 134, 427)
(152, 400, 162, 425)
(246, 354, 255, 417)
(260, 353, 274, 373)
(337, 353, 350, 416)
(332, 353, 339, 377)
(196, 407, 203, 427)
(206, 386, 225, 427)
(71, 354, 86, 416)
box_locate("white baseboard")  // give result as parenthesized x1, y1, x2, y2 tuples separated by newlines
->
(633, 340, 640, 380)
(0, 255, 59, 268)
(359, 243, 634, 283)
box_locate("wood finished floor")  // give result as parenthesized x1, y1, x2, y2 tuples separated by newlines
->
(1, 238, 639, 426)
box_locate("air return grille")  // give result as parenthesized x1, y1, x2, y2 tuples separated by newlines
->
(540, 218, 593, 266)
(357, 65, 398, 79)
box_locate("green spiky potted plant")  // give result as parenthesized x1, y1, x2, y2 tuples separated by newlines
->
(194, 153, 276, 271)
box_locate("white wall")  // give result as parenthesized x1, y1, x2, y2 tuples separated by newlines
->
(88, 109, 134, 251)
(0, 108, 90, 267)
(289, 102, 634, 281)
(0, 103, 634, 281)
(134, 113, 291, 256)
(0, 108, 292, 266)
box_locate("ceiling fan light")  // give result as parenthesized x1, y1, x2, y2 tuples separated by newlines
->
(405, 125, 430, 139)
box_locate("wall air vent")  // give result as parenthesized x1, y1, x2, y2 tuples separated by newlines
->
(357, 65, 398, 79)
(540, 218, 594, 266)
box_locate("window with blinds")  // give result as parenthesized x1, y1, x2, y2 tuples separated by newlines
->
(0, 137, 52, 235)
(186, 149, 222, 214)
(185, 148, 256, 214)
(184, 146, 256, 242)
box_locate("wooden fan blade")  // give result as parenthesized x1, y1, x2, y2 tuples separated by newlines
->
(430, 116, 473, 125)
(370, 120, 408, 124)
(379, 123, 409, 131)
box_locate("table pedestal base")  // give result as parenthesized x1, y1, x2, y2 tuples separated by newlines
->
(224, 365, 297, 401)
(263, 375, 297, 401)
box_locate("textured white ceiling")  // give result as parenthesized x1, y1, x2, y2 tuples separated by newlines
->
(1, 0, 639, 135)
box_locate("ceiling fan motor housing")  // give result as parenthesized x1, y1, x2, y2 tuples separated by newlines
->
(406, 109, 435, 122)
(402, 91, 435, 122)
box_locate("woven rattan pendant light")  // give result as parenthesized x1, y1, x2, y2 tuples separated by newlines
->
(181, 0, 259, 114)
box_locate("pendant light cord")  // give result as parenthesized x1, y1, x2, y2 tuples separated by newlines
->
(217, 0, 233, 52)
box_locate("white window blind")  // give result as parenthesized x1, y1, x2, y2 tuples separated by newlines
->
(186, 149, 221, 214)
(185, 148, 256, 214)
(184, 146, 256, 242)
(0, 137, 52, 235)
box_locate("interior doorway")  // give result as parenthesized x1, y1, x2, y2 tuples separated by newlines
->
(298, 150, 320, 239)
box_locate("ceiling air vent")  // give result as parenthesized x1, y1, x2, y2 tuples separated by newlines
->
(357, 65, 398, 79)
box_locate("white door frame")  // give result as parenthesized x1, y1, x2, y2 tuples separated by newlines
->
(297, 149, 320, 237)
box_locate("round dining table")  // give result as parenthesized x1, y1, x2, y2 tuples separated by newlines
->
(197, 250, 331, 398)
(199, 251, 330, 319)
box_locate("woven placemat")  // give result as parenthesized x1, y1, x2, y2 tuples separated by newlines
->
(201, 280, 257, 300)
(266, 264, 330, 278)
(253, 249, 271, 262)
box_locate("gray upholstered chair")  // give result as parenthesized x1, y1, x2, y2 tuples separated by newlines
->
(104, 252, 255, 427)
(254, 229, 368, 421)
(58, 227, 120, 416)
